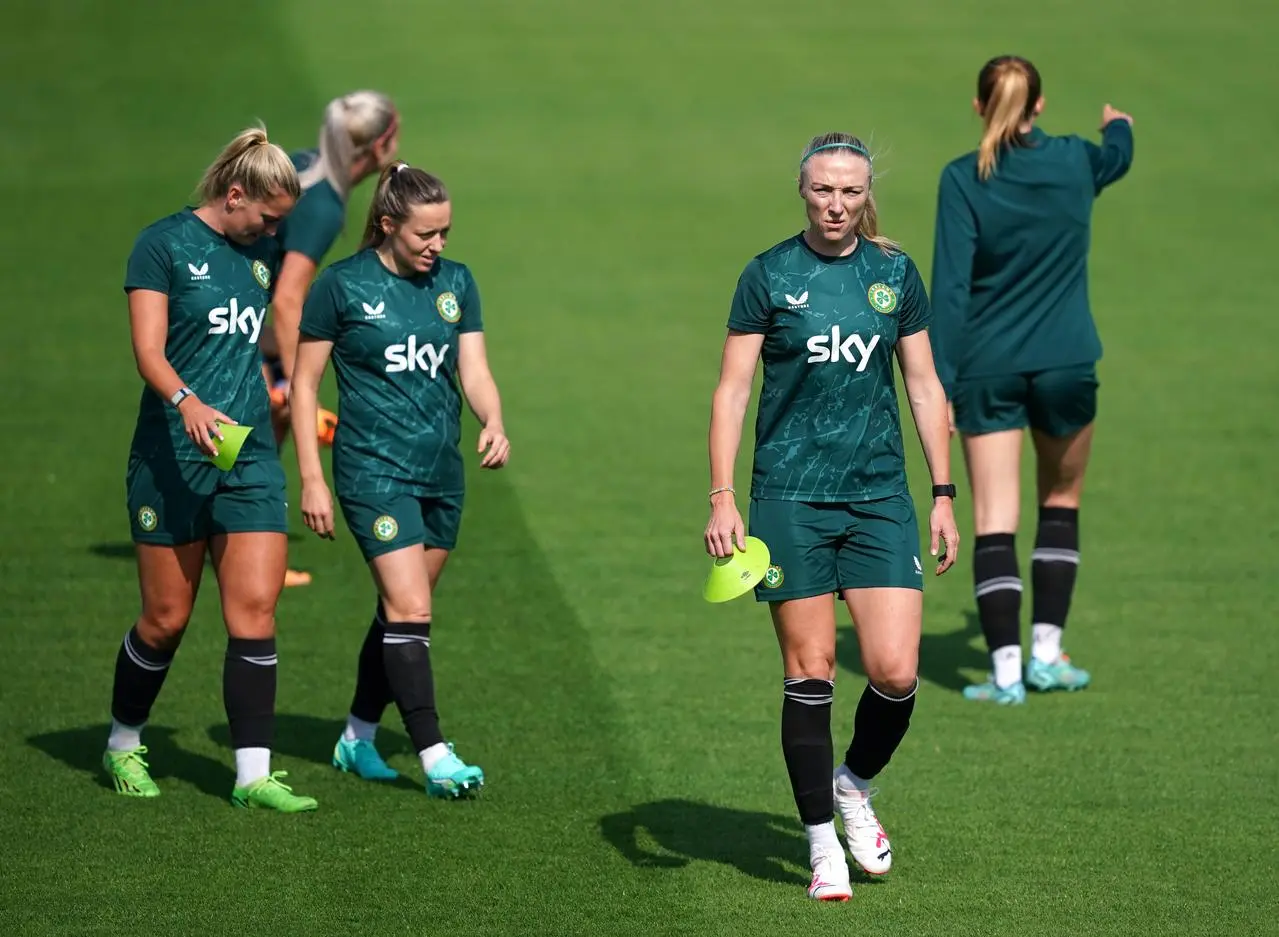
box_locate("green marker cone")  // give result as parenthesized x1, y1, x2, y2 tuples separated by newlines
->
(703, 535, 771, 603)
(208, 422, 253, 471)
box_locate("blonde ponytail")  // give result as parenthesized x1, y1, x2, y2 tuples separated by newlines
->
(855, 192, 900, 254)
(198, 124, 300, 203)
(975, 56, 1043, 180)
(298, 90, 398, 201)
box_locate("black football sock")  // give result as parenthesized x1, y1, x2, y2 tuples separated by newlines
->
(1031, 507, 1080, 663)
(973, 532, 1023, 686)
(382, 620, 444, 754)
(842, 679, 917, 781)
(781, 677, 835, 826)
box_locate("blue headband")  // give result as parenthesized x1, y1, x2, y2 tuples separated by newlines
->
(800, 141, 870, 166)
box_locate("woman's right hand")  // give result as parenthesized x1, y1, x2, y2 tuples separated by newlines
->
(178, 396, 235, 458)
(301, 479, 335, 540)
(704, 493, 746, 558)
(1101, 104, 1133, 128)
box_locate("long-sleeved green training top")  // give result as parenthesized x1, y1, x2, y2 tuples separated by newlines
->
(929, 120, 1134, 396)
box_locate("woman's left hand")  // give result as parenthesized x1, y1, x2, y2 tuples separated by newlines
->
(478, 423, 510, 469)
(929, 497, 960, 575)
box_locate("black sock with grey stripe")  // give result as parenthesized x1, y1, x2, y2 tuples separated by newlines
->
(383, 620, 444, 753)
(223, 637, 277, 750)
(109, 626, 176, 734)
(1031, 507, 1080, 662)
(781, 677, 835, 825)
(348, 601, 393, 725)
(973, 533, 1022, 655)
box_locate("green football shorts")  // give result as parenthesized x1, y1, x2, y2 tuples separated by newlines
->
(747, 493, 924, 602)
(951, 364, 1098, 438)
(338, 491, 464, 562)
(126, 455, 288, 546)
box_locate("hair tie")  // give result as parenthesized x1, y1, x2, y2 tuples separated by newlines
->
(392, 162, 409, 174)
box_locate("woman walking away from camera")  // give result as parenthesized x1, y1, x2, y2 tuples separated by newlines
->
(930, 55, 1134, 705)
(260, 90, 401, 588)
(291, 161, 509, 798)
(105, 125, 317, 812)
(706, 133, 959, 901)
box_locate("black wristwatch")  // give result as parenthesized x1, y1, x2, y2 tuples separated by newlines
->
(932, 484, 957, 500)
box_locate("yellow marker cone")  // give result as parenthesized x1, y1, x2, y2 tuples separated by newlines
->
(703, 535, 771, 603)
(208, 422, 253, 471)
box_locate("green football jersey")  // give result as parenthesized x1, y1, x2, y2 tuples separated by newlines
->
(277, 149, 346, 264)
(930, 122, 1134, 394)
(124, 208, 282, 463)
(300, 247, 483, 499)
(728, 234, 931, 503)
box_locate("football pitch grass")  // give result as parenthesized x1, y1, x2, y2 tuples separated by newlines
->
(1, 1, 1275, 934)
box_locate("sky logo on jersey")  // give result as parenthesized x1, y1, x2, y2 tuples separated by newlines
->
(384, 336, 449, 378)
(806, 326, 881, 370)
(362, 301, 386, 320)
(187, 262, 210, 281)
(784, 291, 809, 310)
(207, 299, 264, 344)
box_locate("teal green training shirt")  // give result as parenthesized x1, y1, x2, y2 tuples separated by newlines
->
(728, 234, 931, 504)
(125, 208, 282, 463)
(300, 248, 483, 499)
(929, 121, 1134, 395)
(277, 149, 346, 264)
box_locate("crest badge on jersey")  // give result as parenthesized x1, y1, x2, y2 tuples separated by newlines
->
(436, 291, 461, 323)
(137, 506, 158, 533)
(762, 564, 785, 589)
(867, 282, 897, 314)
(252, 260, 272, 290)
(372, 515, 399, 542)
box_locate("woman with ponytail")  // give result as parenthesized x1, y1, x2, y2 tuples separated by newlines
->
(103, 125, 317, 813)
(262, 91, 400, 587)
(930, 55, 1135, 705)
(704, 132, 958, 901)
(290, 161, 509, 800)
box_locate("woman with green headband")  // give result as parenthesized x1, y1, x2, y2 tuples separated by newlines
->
(929, 55, 1134, 706)
(705, 131, 959, 902)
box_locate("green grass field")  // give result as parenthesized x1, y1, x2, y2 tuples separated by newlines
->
(2, 1, 1276, 934)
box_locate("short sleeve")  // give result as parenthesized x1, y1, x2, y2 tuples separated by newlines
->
(897, 255, 931, 337)
(457, 269, 484, 334)
(726, 258, 772, 333)
(124, 230, 173, 295)
(280, 190, 345, 264)
(299, 270, 344, 341)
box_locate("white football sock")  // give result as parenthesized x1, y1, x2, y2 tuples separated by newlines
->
(992, 645, 1023, 688)
(107, 719, 143, 752)
(419, 742, 449, 775)
(235, 747, 271, 788)
(1031, 624, 1063, 664)
(343, 715, 379, 742)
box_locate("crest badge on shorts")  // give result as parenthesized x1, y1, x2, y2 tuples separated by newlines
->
(867, 282, 897, 314)
(762, 564, 785, 589)
(137, 506, 158, 533)
(373, 515, 399, 542)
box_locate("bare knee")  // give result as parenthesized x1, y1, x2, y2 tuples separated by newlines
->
(784, 644, 835, 681)
(864, 657, 919, 698)
(380, 600, 431, 624)
(136, 603, 191, 651)
(222, 587, 280, 640)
